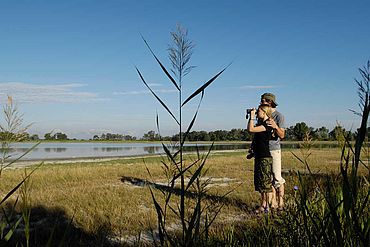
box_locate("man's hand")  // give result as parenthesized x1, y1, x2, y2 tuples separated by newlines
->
(267, 118, 285, 139)
(266, 118, 278, 129)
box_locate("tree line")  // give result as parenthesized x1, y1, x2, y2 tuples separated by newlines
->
(1, 122, 359, 142)
(133, 123, 358, 142)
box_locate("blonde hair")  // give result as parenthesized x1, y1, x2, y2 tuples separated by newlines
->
(258, 104, 272, 119)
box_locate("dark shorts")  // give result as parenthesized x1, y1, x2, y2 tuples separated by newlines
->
(254, 157, 273, 193)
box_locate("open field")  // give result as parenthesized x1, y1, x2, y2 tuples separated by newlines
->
(0, 147, 368, 245)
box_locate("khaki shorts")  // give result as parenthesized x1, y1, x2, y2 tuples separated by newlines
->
(271, 150, 286, 188)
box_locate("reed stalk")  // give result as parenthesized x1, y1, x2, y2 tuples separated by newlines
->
(136, 24, 229, 246)
(282, 61, 370, 246)
(0, 96, 41, 245)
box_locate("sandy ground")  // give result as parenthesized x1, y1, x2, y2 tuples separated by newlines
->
(2, 156, 153, 169)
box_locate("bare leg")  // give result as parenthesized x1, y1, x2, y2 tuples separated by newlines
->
(268, 186, 278, 208)
(256, 193, 269, 213)
(277, 184, 285, 209)
(262, 192, 268, 208)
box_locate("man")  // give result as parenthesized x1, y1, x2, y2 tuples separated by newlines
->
(260, 93, 285, 209)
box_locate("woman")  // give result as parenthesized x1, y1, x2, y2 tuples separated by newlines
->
(247, 104, 274, 213)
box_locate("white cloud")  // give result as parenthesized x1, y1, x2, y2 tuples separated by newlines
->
(240, 85, 280, 90)
(113, 90, 150, 95)
(0, 82, 107, 103)
(147, 83, 164, 87)
(114, 89, 177, 95)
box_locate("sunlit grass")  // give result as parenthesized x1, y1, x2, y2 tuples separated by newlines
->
(1, 147, 361, 243)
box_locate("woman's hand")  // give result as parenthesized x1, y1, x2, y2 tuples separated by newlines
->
(250, 108, 257, 119)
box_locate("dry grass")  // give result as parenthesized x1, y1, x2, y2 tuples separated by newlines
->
(0, 148, 366, 243)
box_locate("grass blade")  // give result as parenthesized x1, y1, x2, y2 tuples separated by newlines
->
(182, 63, 230, 106)
(141, 35, 180, 91)
(185, 201, 200, 244)
(0, 162, 42, 205)
(136, 66, 180, 125)
(186, 143, 214, 191)
(181, 91, 204, 148)
(1, 180, 26, 206)
(3, 141, 41, 169)
(156, 111, 162, 141)
(4, 217, 22, 241)
(148, 186, 165, 246)
(170, 158, 201, 185)
(162, 143, 177, 165)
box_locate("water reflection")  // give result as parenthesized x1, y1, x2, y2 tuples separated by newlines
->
(97, 147, 134, 152)
(143, 146, 161, 154)
(4, 142, 249, 160)
(44, 148, 67, 153)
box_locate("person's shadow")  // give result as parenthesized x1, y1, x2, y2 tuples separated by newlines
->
(1, 203, 119, 246)
(120, 176, 252, 212)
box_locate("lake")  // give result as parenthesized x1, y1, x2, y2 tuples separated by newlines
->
(6, 142, 249, 161)
(4, 141, 339, 161)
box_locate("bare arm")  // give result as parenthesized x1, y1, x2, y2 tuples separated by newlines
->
(247, 109, 266, 133)
(266, 118, 285, 139)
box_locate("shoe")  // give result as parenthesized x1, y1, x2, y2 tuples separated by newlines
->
(255, 206, 269, 214)
(270, 203, 278, 210)
(254, 206, 264, 214)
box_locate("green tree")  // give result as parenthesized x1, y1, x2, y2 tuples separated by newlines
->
(198, 130, 210, 141)
(44, 132, 54, 140)
(29, 134, 39, 141)
(239, 129, 252, 141)
(313, 126, 329, 140)
(284, 125, 295, 140)
(54, 132, 68, 140)
(228, 128, 243, 140)
(329, 125, 346, 141)
(142, 130, 159, 141)
(124, 135, 136, 141)
(293, 122, 310, 140)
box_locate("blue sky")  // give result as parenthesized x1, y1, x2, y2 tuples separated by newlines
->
(0, 0, 369, 139)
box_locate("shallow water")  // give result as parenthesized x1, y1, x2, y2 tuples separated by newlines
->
(4, 142, 338, 161)
(6, 142, 248, 160)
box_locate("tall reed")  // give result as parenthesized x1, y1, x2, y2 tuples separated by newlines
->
(280, 61, 370, 246)
(0, 96, 41, 245)
(136, 24, 229, 246)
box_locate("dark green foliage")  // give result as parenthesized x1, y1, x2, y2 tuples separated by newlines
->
(151, 126, 351, 142)
(44, 132, 68, 140)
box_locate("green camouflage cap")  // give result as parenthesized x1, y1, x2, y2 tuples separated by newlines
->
(261, 93, 278, 106)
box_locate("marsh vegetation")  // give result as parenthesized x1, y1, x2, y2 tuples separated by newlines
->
(1, 147, 367, 246)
